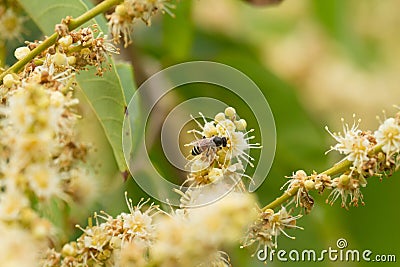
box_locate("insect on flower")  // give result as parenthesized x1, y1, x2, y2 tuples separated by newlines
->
(190, 136, 228, 156)
(185, 135, 229, 172)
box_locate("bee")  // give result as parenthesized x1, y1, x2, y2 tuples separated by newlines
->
(298, 189, 314, 214)
(191, 136, 227, 156)
(185, 136, 228, 171)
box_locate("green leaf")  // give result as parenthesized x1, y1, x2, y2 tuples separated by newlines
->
(115, 62, 136, 103)
(162, 0, 193, 62)
(115, 63, 142, 171)
(75, 66, 126, 172)
(17, 0, 93, 34)
(18, 0, 129, 172)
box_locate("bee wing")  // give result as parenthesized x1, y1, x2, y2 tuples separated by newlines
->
(184, 137, 212, 150)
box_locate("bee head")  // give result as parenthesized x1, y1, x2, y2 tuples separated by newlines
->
(221, 137, 227, 147)
(213, 136, 228, 147)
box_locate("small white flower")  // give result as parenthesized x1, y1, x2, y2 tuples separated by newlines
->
(188, 112, 217, 138)
(0, 9, 25, 41)
(26, 164, 61, 200)
(347, 135, 370, 172)
(189, 192, 257, 244)
(242, 206, 303, 251)
(120, 193, 157, 244)
(326, 117, 371, 172)
(327, 175, 365, 208)
(0, 187, 29, 221)
(82, 225, 110, 251)
(107, 8, 134, 47)
(374, 117, 400, 157)
(122, 210, 153, 239)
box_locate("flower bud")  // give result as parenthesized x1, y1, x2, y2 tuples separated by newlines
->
(214, 112, 226, 122)
(53, 52, 67, 66)
(32, 219, 52, 239)
(3, 74, 17, 88)
(14, 46, 30, 60)
(58, 35, 73, 48)
(62, 243, 77, 256)
(115, 4, 127, 16)
(339, 174, 350, 185)
(67, 56, 76, 65)
(304, 179, 315, 190)
(235, 119, 247, 131)
(224, 107, 236, 118)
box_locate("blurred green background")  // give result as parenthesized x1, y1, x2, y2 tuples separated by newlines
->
(5, 0, 399, 266)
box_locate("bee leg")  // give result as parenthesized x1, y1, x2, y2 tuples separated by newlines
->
(205, 147, 210, 157)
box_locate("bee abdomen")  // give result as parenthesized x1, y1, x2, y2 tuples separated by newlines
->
(192, 146, 201, 156)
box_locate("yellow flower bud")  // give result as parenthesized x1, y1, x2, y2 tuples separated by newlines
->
(3, 74, 16, 88)
(53, 52, 67, 66)
(58, 35, 73, 48)
(67, 56, 76, 65)
(235, 119, 247, 131)
(304, 179, 315, 190)
(14, 46, 30, 60)
(224, 107, 236, 118)
(115, 4, 127, 16)
(339, 174, 350, 185)
(62, 243, 77, 257)
(214, 112, 226, 122)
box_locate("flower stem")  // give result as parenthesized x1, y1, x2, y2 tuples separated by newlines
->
(0, 42, 6, 68)
(68, 0, 123, 30)
(261, 144, 383, 211)
(0, 0, 123, 84)
(262, 186, 299, 211)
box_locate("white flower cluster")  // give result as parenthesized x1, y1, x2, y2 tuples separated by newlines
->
(242, 206, 303, 252)
(107, 0, 174, 47)
(0, 83, 76, 201)
(0, 27, 108, 265)
(326, 113, 400, 177)
(43, 190, 257, 267)
(151, 192, 257, 267)
(43, 193, 158, 266)
(280, 111, 400, 211)
(41, 108, 261, 267)
(184, 107, 260, 197)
